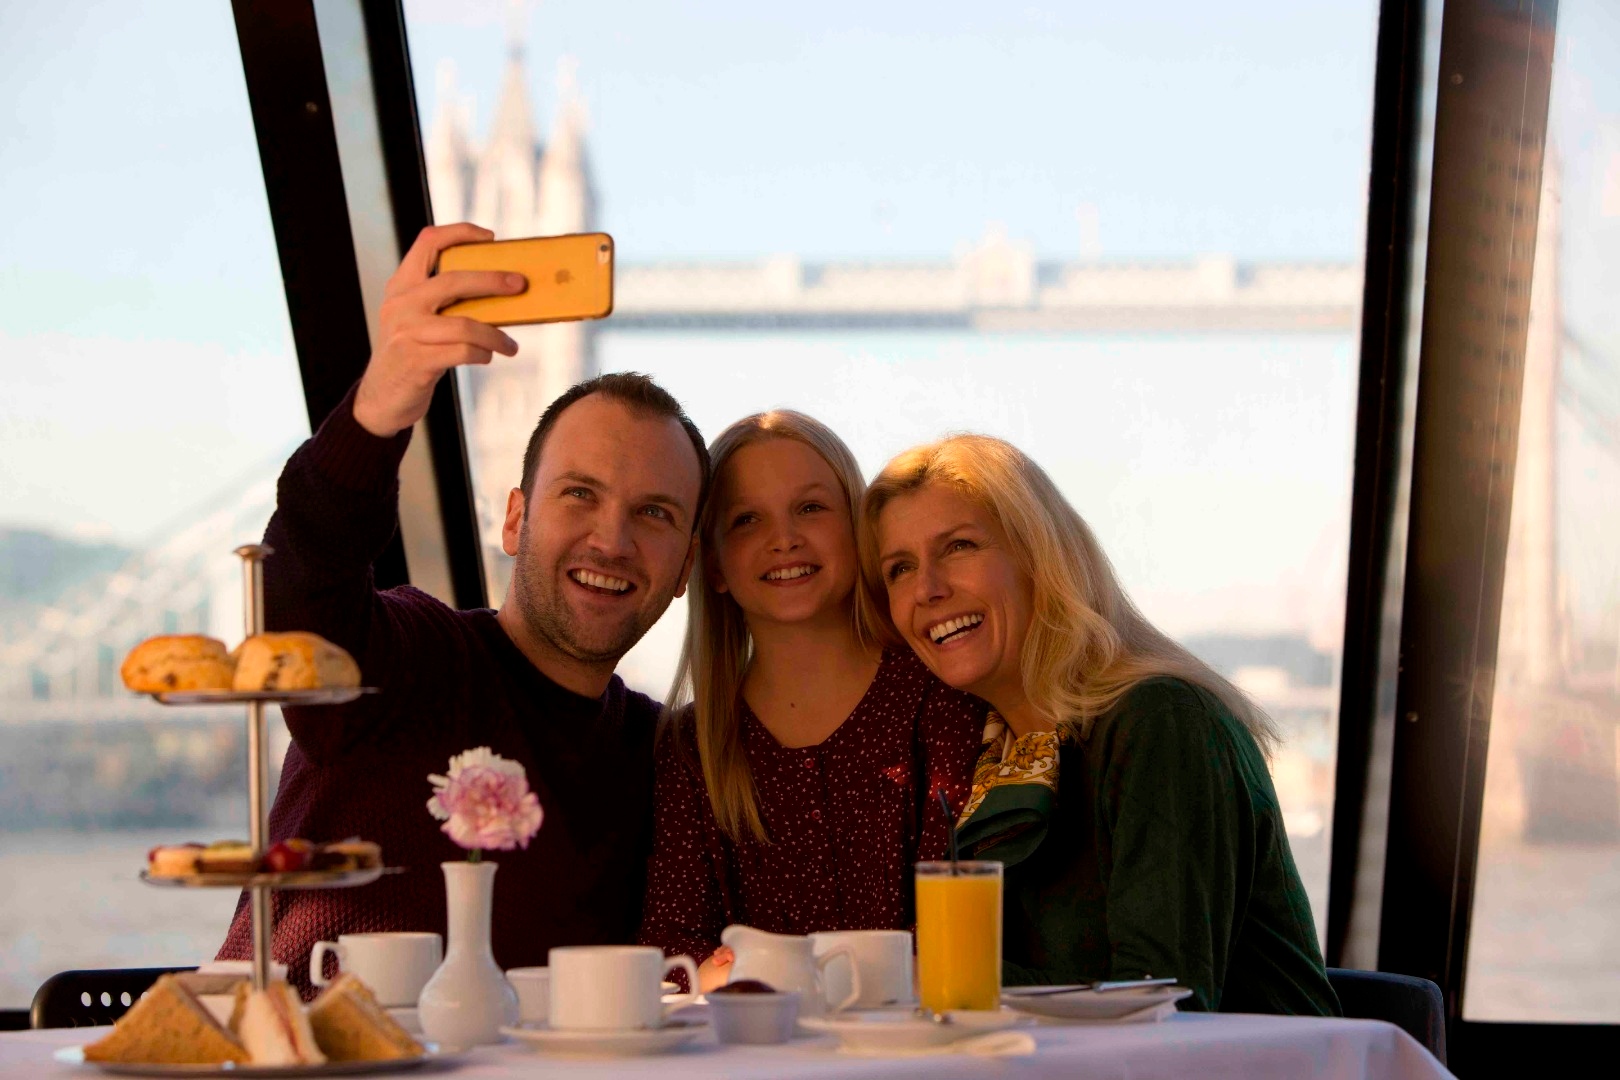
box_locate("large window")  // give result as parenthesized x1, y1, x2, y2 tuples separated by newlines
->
(0, 1, 307, 1006)
(403, 0, 1381, 933)
(1463, 0, 1620, 1023)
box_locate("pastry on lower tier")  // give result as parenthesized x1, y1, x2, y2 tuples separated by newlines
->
(308, 973, 424, 1061)
(120, 635, 235, 693)
(232, 631, 360, 692)
(146, 843, 205, 877)
(311, 840, 383, 872)
(195, 841, 256, 875)
(82, 973, 248, 1065)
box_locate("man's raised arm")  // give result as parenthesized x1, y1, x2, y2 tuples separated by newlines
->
(261, 224, 524, 755)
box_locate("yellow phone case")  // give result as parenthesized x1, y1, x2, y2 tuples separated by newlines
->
(436, 232, 614, 326)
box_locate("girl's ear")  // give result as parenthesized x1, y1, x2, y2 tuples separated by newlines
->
(706, 552, 730, 595)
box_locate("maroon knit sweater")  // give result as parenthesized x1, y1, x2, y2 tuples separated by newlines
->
(216, 388, 658, 998)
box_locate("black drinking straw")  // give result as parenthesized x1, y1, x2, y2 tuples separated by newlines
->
(938, 788, 960, 875)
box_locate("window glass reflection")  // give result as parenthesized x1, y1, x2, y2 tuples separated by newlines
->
(1464, 0, 1620, 1024)
(403, 0, 1380, 936)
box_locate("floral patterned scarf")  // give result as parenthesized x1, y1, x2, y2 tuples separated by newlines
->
(953, 712, 1060, 867)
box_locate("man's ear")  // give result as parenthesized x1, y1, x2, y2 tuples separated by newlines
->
(501, 488, 526, 557)
(674, 534, 700, 599)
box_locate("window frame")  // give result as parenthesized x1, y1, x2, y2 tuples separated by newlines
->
(230, 0, 485, 611)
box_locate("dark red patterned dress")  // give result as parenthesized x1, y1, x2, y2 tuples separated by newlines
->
(638, 648, 985, 965)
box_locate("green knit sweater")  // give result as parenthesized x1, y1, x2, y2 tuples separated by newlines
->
(986, 677, 1340, 1015)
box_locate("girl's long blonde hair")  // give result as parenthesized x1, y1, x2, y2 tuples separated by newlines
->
(858, 434, 1279, 755)
(666, 411, 870, 843)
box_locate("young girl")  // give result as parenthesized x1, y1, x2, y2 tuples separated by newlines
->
(638, 411, 984, 990)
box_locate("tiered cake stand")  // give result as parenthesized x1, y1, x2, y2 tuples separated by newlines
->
(139, 544, 380, 991)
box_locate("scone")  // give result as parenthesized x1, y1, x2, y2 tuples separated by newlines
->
(121, 635, 235, 693)
(232, 632, 360, 692)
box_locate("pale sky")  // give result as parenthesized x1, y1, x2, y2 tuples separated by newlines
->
(404, 0, 1381, 261)
(1, 0, 1616, 641)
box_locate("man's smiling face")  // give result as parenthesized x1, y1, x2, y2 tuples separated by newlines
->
(503, 392, 702, 673)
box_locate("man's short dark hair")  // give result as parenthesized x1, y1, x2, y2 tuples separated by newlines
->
(518, 372, 711, 529)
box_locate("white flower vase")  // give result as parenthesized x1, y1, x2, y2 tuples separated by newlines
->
(417, 860, 518, 1049)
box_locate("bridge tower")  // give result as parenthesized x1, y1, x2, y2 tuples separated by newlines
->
(424, 29, 599, 599)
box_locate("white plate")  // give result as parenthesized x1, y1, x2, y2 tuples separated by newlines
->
(499, 1020, 703, 1056)
(798, 1008, 1027, 1055)
(54, 1044, 448, 1076)
(139, 867, 397, 890)
(1002, 984, 1193, 1021)
(150, 688, 379, 706)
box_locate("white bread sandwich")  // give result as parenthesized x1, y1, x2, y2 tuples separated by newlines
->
(230, 980, 326, 1066)
(82, 973, 248, 1064)
(308, 973, 424, 1061)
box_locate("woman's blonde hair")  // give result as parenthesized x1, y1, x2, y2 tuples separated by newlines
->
(666, 410, 870, 843)
(858, 434, 1279, 755)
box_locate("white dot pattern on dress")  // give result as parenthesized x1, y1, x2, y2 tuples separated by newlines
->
(639, 648, 985, 965)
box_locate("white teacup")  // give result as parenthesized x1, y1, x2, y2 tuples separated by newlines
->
(309, 932, 442, 1007)
(547, 946, 699, 1031)
(505, 967, 550, 1026)
(811, 930, 915, 1008)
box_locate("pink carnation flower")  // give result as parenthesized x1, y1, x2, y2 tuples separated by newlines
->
(426, 747, 543, 853)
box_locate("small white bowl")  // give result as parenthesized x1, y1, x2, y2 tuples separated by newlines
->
(707, 989, 800, 1045)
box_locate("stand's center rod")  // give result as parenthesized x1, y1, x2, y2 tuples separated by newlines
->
(235, 543, 274, 991)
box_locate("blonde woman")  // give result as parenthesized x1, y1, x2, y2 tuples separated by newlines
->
(638, 412, 984, 990)
(860, 434, 1339, 1015)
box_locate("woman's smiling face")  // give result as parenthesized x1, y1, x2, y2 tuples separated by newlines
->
(710, 437, 858, 629)
(876, 482, 1034, 713)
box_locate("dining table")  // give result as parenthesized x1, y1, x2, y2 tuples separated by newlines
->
(1, 1010, 1456, 1079)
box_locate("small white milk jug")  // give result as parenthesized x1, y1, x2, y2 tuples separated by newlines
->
(720, 925, 861, 1017)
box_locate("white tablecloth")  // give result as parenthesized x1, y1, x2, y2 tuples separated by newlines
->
(0, 1013, 1455, 1080)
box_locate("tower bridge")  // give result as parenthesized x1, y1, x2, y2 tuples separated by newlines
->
(1, 42, 1613, 855)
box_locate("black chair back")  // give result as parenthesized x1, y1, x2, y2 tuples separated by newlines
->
(31, 967, 196, 1030)
(1327, 967, 1447, 1065)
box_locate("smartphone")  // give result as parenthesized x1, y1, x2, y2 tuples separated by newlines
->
(435, 232, 614, 326)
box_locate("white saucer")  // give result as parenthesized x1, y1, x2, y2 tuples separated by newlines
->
(799, 1008, 1027, 1055)
(499, 1020, 703, 1056)
(1002, 984, 1192, 1021)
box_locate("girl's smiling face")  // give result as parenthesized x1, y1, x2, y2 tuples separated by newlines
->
(710, 438, 858, 630)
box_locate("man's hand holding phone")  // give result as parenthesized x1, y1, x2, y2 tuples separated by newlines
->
(352, 223, 525, 439)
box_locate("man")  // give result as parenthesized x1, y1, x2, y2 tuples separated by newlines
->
(217, 224, 708, 995)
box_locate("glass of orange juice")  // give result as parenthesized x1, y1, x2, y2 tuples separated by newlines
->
(915, 861, 1002, 1012)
